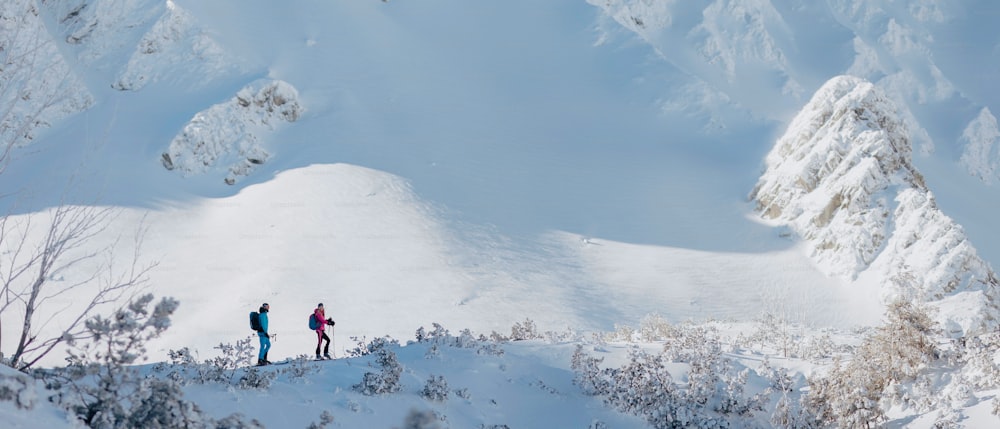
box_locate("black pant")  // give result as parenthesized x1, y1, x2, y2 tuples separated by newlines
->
(315, 331, 330, 355)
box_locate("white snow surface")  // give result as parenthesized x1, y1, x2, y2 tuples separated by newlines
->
(2, 0, 1000, 427)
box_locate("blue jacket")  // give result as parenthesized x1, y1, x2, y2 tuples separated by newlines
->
(259, 311, 269, 334)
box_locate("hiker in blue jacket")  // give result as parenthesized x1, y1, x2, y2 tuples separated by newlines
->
(257, 303, 271, 366)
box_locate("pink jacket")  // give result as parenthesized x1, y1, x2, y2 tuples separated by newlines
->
(314, 308, 326, 333)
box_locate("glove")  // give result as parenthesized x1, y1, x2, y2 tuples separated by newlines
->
(327, 318, 335, 326)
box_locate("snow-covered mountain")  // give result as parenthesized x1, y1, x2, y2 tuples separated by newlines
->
(752, 75, 999, 336)
(4, 0, 1000, 427)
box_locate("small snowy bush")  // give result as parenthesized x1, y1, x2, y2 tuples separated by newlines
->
(510, 318, 541, 341)
(354, 341, 403, 395)
(572, 326, 768, 428)
(306, 410, 335, 429)
(280, 355, 320, 380)
(399, 408, 446, 429)
(421, 375, 449, 402)
(238, 367, 276, 390)
(0, 369, 36, 410)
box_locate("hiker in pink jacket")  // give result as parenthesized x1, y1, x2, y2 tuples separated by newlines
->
(312, 303, 335, 360)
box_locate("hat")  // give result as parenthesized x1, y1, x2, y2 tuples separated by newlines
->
(318, 303, 324, 307)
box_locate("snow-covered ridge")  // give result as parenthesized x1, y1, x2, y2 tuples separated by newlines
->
(0, 0, 92, 151)
(751, 75, 999, 336)
(161, 79, 303, 184)
(38, 0, 244, 91)
(589, 0, 966, 152)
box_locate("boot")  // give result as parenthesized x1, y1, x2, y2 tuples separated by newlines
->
(324, 353, 332, 360)
(256, 358, 266, 366)
(315, 354, 323, 361)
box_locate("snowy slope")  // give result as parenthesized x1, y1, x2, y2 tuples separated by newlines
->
(3, 0, 1000, 426)
(0, 0, 994, 366)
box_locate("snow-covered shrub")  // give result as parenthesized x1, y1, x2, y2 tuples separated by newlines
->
(306, 410, 335, 429)
(604, 324, 637, 342)
(740, 312, 804, 358)
(280, 355, 320, 380)
(572, 326, 769, 428)
(180, 337, 255, 386)
(238, 367, 276, 390)
(804, 299, 938, 428)
(543, 328, 581, 343)
(56, 294, 179, 428)
(414, 323, 450, 343)
(603, 348, 682, 427)
(424, 342, 441, 359)
(346, 335, 399, 358)
(510, 318, 541, 341)
(454, 387, 471, 400)
(636, 314, 680, 342)
(454, 329, 479, 348)
(801, 332, 836, 362)
(489, 330, 510, 343)
(421, 375, 449, 402)
(399, 408, 446, 429)
(0, 368, 36, 410)
(571, 345, 609, 396)
(126, 378, 204, 428)
(476, 342, 504, 357)
(211, 413, 265, 428)
(354, 344, 403, 396)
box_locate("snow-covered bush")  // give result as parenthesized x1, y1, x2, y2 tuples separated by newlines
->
(55, 294, 179, 428)
(280, 355, 320, 380)
(156, 337, 255, 386)
(510, 318, 541, 341)
(125, 378, 204, 428)
(346, 335, 398, 358)
(354, 341, 404, 396)
(238, 367, 276, 390)
(421, 375, 449, 402)
(0, 368, 37, 410)
(572, 325, 769, 428)
(414, 323, 450, 343)
(398, 408, 446, 429)
(570, 345, 609, 396)
(804, 299, 939, 428)
(306, 410, 335, 429)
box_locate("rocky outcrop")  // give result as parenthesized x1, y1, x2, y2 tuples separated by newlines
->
(161, 80, 303, 184)
(0, 0, 93, 149)
(751, 75, 999, 336)
(39, 0, 244, 91)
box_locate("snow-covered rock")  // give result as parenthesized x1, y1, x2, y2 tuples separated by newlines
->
(960, 107, 1000, 184)
(161, 79, 303, 184)
(751, 75, 999, 336)
(38, 0, 244, 91)
(0, 0, 92, 151)
(112, 0, 245, 91)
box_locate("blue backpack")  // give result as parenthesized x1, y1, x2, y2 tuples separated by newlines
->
(308, 313, 320, 330)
